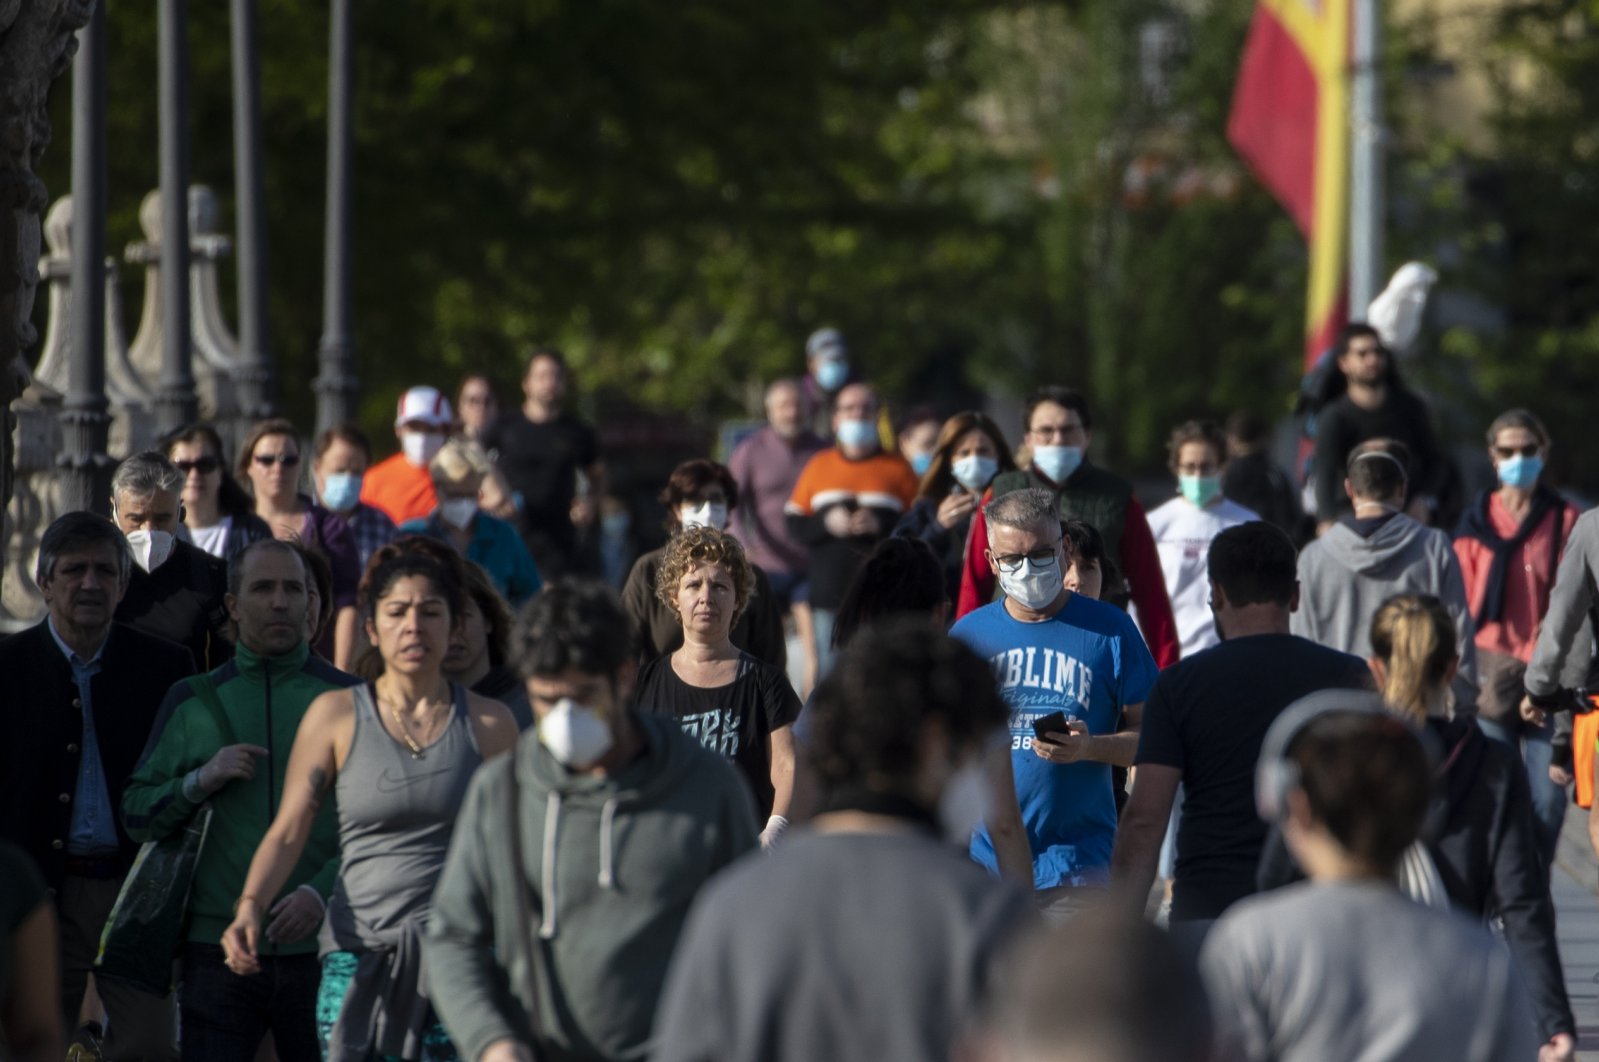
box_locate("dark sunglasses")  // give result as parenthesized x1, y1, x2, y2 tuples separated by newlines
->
(1493, 444, 1539, 459)
(174, 456, 220, 475)
(253, 453, 301, 467)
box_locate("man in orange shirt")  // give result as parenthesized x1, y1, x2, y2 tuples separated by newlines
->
(360, 386, 453, 524)
(785, 382, 919, 675)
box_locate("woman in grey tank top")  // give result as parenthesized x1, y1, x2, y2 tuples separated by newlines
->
(221, 552, 518, 1060)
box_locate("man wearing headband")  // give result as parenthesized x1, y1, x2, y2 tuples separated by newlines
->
(1292, 439, 1478, 708)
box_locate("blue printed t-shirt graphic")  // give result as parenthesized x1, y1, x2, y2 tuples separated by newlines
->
(952, 594, 1157, 889)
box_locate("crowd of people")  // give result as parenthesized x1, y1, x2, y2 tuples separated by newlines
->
(0, 322, 1595, 1062)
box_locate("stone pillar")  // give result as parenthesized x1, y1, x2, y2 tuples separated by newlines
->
(314, 0, 358, 434)
(156, 0, 198, 431)
(188, 185, 240, 425)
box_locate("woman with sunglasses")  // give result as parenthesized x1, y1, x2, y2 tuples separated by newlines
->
(238, 418, 362, 670)
(1453, 408, 1582, 872)
(165, 423, 273, 562)
(891, 412, 1017, 603)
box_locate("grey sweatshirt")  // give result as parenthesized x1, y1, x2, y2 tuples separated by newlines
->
(424, 713, 759, 1062)
(652, 829, 1036, 1062)
(1525, 507, 1599, 697)
(1201, 879, 1539, 1062)
(1293, 514, 1478, 707)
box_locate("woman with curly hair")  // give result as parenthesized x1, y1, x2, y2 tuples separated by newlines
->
(634, 526, 800, 848)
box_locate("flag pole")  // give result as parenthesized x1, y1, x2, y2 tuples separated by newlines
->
(1349, 0, 1383, 318)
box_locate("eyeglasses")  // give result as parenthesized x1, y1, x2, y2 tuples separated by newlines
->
(991, 541, 1062, 573)
(174, 456, 220, 475)
(1028, 424, 1080, 442)
(253, 453, 301, 468)
(1493, 444, 1540, 459)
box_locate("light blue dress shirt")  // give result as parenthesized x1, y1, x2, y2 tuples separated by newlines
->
(47, 619, 121, 856)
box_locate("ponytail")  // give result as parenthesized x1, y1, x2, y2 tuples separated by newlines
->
(1370, 594, 1457, 722)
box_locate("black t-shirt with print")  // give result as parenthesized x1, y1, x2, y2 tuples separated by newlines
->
(635, 652, 801, 817)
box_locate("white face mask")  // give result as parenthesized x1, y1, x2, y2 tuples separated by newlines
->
(125, 529, 176, 573)
(998, 551, 1064, 611)
(439, 497, 478, 530)
(401, 430, 446, 468)
(538, 697, 614, 769)
(951, 454, 999, 493)
(679, 501, 729, 530)
(938, 758, 992, 842)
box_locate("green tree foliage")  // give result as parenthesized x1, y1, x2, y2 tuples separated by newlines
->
(1416, 0, 1599, 493)
(37, 0, 1317, 473)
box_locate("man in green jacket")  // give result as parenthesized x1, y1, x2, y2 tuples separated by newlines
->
(123, 539, 358, 1062)
(426, 580, 758, 1062)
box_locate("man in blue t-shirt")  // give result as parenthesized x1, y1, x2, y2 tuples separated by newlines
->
(952, 488, 1158, 914)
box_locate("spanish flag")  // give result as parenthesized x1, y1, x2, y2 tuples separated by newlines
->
(1227, 0, 1350, 370)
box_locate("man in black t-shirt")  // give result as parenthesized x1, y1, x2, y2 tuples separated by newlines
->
(482, 347, 604, 578)
(1110, 522, 1369, 944)
(1310, 323, 1448, 530)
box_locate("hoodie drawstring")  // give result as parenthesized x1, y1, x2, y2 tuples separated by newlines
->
(598, 798, 620, 889)
(538, 792, 562, 939)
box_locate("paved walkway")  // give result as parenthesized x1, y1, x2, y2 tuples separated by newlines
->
(1555, 806, 1599, 1057)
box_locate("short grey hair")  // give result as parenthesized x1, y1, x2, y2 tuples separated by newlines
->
(985, 488, 1060, 543)
(36, 511, 132, 584)
(111, 450, 185, 501)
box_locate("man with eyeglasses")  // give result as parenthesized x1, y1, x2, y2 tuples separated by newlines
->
(1310, 322, 1448, 532)
(954, 387, 1179, 670)
(952, 488, 1157, 920)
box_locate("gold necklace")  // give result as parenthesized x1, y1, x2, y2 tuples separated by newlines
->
(379, 685, 451, 759)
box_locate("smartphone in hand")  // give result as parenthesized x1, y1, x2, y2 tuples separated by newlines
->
(1031, 711, 1069, 742)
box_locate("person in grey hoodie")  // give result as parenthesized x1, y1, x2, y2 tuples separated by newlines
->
(1292, 438, 1478, 705)
(425, 580, 758, 1062)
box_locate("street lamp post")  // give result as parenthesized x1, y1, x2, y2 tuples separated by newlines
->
(1349, 0, 1385, 317)
(156, 0, 199, 432)
(59, 0, 114, 514)
(314, 0, 357, 434)
(230, 0, 276, 421)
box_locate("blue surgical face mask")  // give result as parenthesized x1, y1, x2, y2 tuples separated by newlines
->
(909, 452, 933, 476)
(1031, 445, 1083, 485)
(1178, 474, 1222, 508)
(1496, 454, 1543, 490)
(951, 454, 999, 493)
(320, 472, 362, 513)
(814, 358, 849, 393)
(836, 418, 878, 451)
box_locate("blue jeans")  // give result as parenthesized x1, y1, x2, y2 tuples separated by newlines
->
(178, 942, 321, 1062)
(811, 607, 838, 681)
(1478, 717, 1567, 871)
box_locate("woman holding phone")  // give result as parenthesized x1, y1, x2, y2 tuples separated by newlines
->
(892, 412, 1017, 602)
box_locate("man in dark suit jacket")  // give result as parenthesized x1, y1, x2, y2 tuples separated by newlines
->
(0, 511, 197, 1060)
(110, 450, 232, 670)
